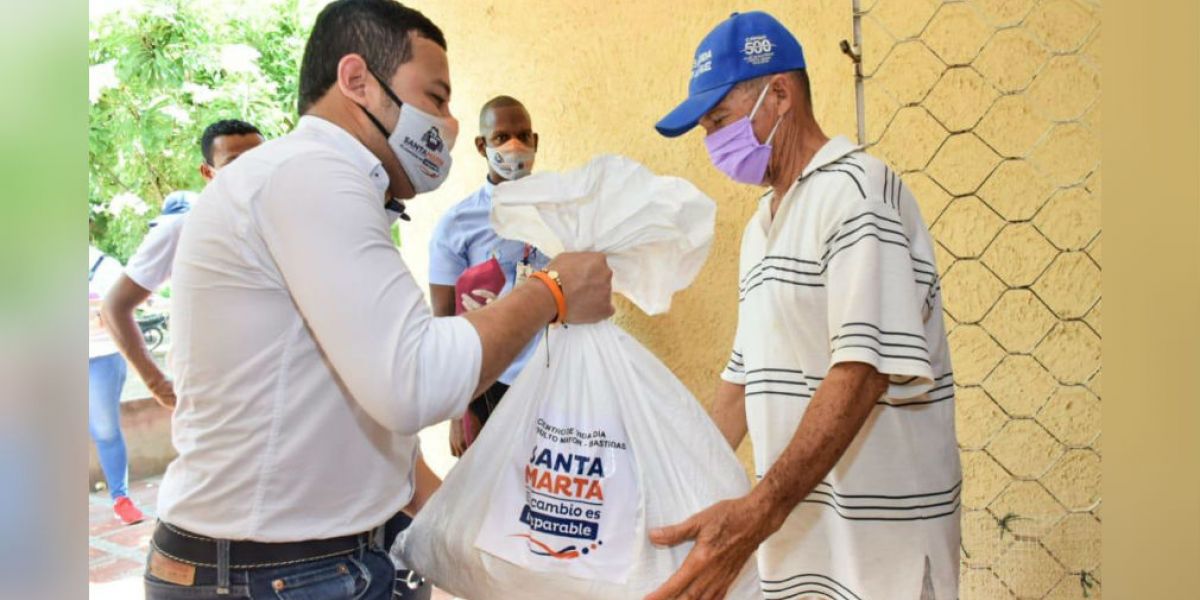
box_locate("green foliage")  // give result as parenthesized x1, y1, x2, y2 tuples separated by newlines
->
(89, 0, 309, 262)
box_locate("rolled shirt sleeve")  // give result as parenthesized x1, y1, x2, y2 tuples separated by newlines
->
(124, 216, 185, 292)
(253, 152, 482, 434)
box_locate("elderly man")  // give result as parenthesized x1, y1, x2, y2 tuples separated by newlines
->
(648, 12, 961, 600)
(142, 1, 612, 598)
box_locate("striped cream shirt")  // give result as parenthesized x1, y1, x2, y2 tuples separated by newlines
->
(722, 136, 961, 600)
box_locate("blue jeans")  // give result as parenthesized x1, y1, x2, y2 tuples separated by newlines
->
(88, 352, 128, 500)
(145, 513, 429, 600)
(144, 546, 399, 600)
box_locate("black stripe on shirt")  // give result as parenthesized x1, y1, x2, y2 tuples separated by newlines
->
(830, 332, 928, 352)
(811, 479, 962, 501)
(878, 376, 956, 407)
(744, 368, 825, 386)
(765, 588, 847, 600)
(837, 321, 927, 342)
(798, 497, 961, 522)
(831, 344, 932, 365)
(893, 170, 903, 213)
(816, 167, 868, 199)
(884, 168, 892, 212)
(885, 168, 903, 213)
(764, 577, 860, 600)
(811, 477, 960, 501)
(825, 216, 909, 249)
(821, 223, 939, 274)
(746, 377, 813, 387)
(739, 276, 826, 300)
(740, 265, 826, 293)
(879, 392, 954, 407)
(828, 154, 867, 175)
(806, 486, 961, 512)
(763, 573, 864, 600)
(740, 256, 823, 287)
(745, 389, 813, 399)
(822, 232, 913, 267)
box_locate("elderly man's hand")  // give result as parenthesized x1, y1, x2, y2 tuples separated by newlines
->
(645, 495, 783, 600)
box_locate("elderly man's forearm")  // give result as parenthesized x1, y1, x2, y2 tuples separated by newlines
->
(749, 363, 887, 525)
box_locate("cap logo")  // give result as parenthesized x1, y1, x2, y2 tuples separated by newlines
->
(691, 49, 713, 80)
(742, 35, 775, 66)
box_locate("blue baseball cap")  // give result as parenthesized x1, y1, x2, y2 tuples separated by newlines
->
(655, 11, 806, 138)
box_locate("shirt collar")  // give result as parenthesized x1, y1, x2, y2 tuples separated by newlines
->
(800, 135, 861, 180)
(753, 135, 862, 234)
(295, 116, 391, 195)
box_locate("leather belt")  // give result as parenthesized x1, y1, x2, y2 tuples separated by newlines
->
(150, 521, 371, 569)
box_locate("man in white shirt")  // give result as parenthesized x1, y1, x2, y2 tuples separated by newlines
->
(143, 1, 612, 599)
(647, 12, 961, 600)
(102, 119, 264, 409)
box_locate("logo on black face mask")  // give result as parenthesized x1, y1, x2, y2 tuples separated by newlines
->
(422, 127, 444, 152)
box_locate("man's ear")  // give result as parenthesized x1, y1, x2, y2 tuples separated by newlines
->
(769, 73, 794, 119)
(532, 132, 539, 152)
(336, 53, 372, 106)
(199, 163, 215, 182)
(475, 135, 487, 158)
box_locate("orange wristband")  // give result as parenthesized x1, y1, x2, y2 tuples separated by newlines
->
(529, 270, 567, 325)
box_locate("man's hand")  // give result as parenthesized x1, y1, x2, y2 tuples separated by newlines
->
(544, 252, 614, 324)
(102, 275, 177, 410)
(645, 495, 783, 600)
(461, 289, 498, 312)
(148, 376, 177, 409)
(449, 418, 467, 457)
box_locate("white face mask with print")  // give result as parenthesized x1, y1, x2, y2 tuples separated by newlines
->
(485, 140, 536, 181)
(361, 69, 459, 194)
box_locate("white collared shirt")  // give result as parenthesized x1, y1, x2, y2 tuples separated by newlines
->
(723, 136, 961, 599)
(124, 211, 187, 293)
(157, 116, 482, 541)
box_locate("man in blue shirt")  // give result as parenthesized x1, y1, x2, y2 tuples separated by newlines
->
(429, 95, 550, 456)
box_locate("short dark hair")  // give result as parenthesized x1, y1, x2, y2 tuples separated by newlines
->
(297, 0, 446, 115)
(479, 95, 527, 129)
(200, 119, 261, 165)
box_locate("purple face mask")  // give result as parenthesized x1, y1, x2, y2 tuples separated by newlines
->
(705, 84, 782, 185)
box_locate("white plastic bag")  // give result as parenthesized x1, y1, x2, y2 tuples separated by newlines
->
(395, 155, 761, 599)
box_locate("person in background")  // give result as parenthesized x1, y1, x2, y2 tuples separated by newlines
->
(647, 11, 961, 600)
(429, 95, 549, 457)
(89, 243, 142, 525)
(102, 119, 263, 409)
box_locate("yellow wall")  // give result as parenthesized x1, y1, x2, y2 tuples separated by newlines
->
(862, 0, 1101, 598)
(301, 0, 1103, 597)
(385, 0, 858, 472)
